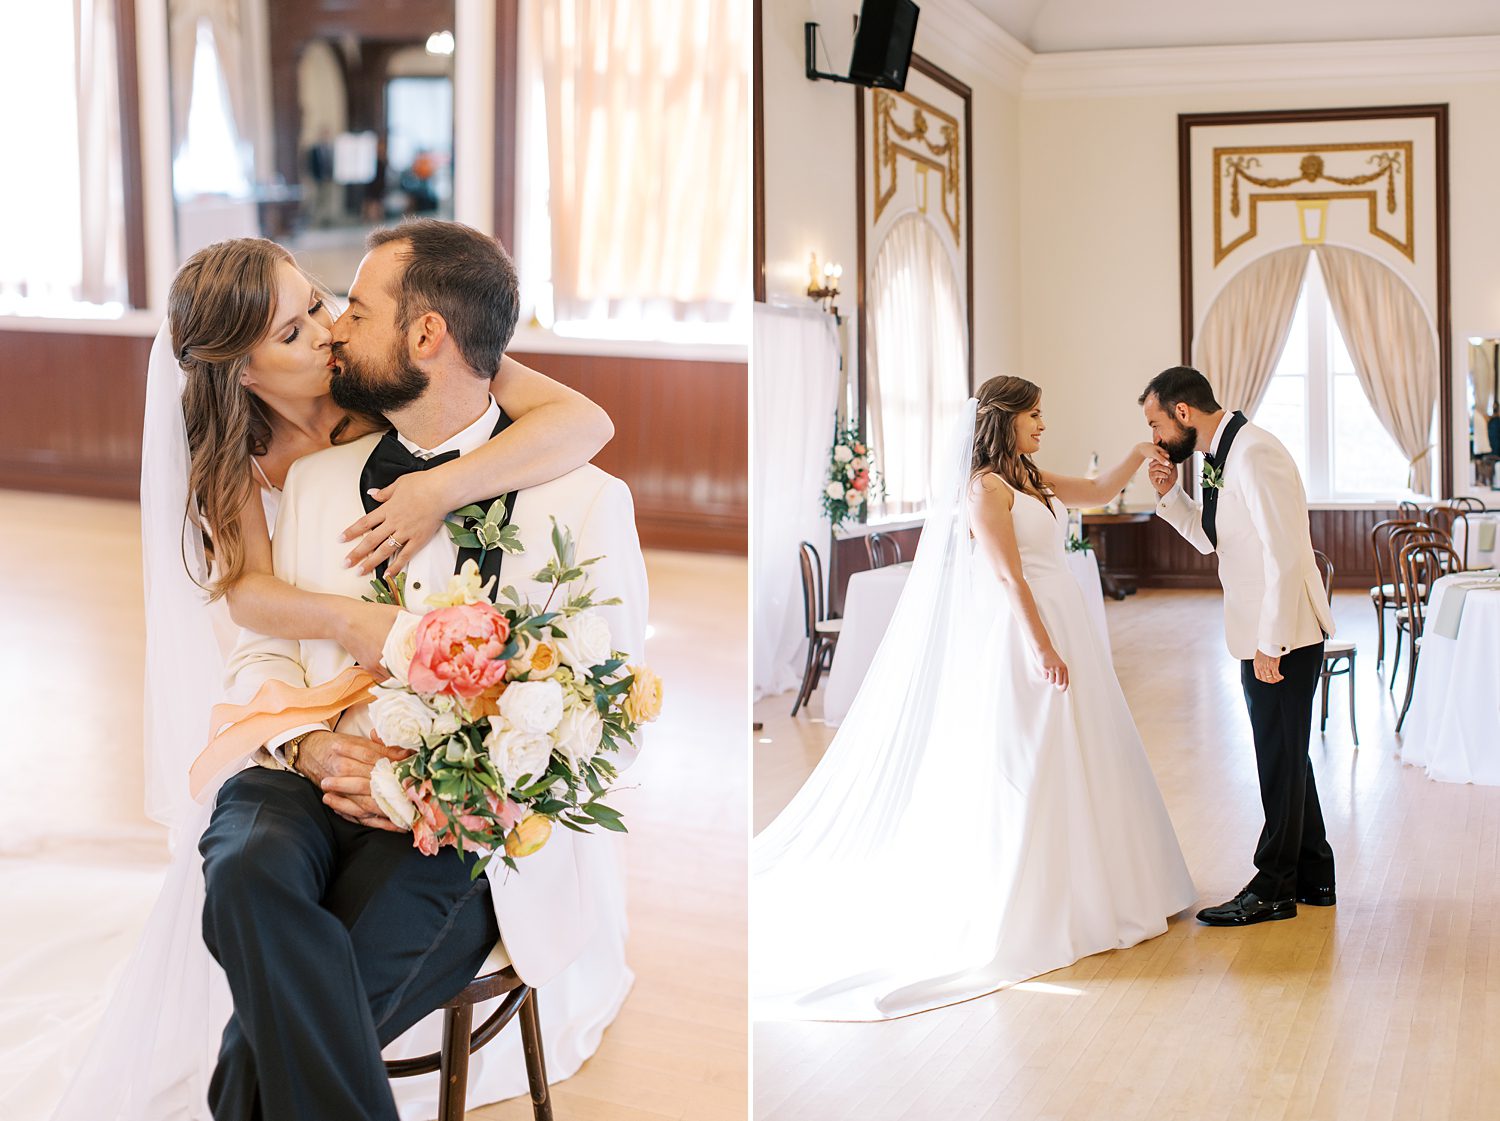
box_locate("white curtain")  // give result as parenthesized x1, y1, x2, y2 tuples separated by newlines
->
(866, 214, 968, 514)
(168, 0, 269, 182)
(1193, 245, 1311, 415)
(752, 305, 841, 700)
(529, 0, 748, 325)
(1317, 245, 1440, 495)
(1472, 342, 1496, 456)
(75, 0, 127, 305)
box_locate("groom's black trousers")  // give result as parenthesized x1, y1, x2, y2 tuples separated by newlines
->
(199, 767, 498, 1121)
(1240, 640, 1336, 901)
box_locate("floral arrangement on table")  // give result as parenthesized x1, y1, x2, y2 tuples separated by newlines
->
(363, 510, 663, 876)
(822, 420, 881, 530)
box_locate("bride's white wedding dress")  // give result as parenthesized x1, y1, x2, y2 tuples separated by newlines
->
(12, 325, 632, 1120)
(752, 399, 1195, 1021)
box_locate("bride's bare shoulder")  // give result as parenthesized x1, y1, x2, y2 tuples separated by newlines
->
(968, 472, 1014, 510)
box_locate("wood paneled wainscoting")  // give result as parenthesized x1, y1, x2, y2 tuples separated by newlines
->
(825, 507, 1399, 614)
(0, 330, 748, 554)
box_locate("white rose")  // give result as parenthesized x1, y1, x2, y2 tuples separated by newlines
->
(554, 702, 605, 771)
(497, 678, 565, 735)
(825, 481, 845, 500)
(555, 611, 613, 673)
(369, 758, 417, 829)
(370, 686, 439, 748)
(428, 694, 462, 737)
(380, 611, 424, 686)
(851, 456, 867, 472)
(833, 445, 854, 463)
(847, 488, 864, 507)
(484, 722, 555, 788)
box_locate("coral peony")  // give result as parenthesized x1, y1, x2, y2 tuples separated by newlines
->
(407, 603, 511, 700)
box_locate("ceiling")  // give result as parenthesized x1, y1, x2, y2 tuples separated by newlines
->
(966, 0, 1500, 53)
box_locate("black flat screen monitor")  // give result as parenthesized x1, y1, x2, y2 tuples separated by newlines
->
(848, 0, 920, 91)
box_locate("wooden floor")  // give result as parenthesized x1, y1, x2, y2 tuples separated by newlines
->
(753, 584, 1500, 1121)
(0, 489, 747, 1121)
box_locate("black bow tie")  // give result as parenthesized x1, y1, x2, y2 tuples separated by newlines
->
(358, 413, 516, 592)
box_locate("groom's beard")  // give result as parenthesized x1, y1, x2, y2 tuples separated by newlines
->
(1159, 424, 1198, 464)
(329, 340, 428, 415)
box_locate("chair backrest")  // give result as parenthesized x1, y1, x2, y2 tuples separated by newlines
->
(1398, 499, 1423, 519)
(1386, 525, 1443, 609)
(798, 541, 825, 639)
(1423, 506, 1470, 566)
(865, 532, 902, 569)
(1395, 539, 1462, 636)
(1371, 518, 1420, 590)
(1312, 549, 1334, 597)
(1450, 496, 1486, 513)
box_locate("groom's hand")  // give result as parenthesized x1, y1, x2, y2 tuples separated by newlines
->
(296, 731, 411, 831)
(1252, 651, 1284, 684)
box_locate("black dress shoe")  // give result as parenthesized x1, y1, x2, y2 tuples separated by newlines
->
(1296, 886, 1336, 907)
(1196, 889, 1297, 926)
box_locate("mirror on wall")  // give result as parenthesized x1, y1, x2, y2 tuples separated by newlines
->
(1468, 336, 1499, 490)
(167, 0, 456, 295)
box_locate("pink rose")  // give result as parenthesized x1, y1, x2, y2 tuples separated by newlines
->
(407, 604, 511, 700)
(851, 472, 869, 491)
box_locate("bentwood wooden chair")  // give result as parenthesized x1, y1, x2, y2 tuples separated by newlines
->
(1368, 518, 1419, 670)
(792, 541, 842, 716)
(1386, 523, 1445, 686)
(1393, 539, 1463, 733)
(865, 532, 903, 569)
(1449, 495, 1487, 513)
(1312, 551, 1358, 745)
(385, 943, 552, 1121)
(1423, 505, 1472, 567)
(1398, 498, 1424, 519)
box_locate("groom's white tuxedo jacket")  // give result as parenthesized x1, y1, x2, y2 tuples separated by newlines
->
(223, 421, 648, 988)
(1155, 418, 1334, 661)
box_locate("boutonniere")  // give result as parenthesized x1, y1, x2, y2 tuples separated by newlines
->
(446, 497, 524, 557)
(1200, 461, 1224, 491)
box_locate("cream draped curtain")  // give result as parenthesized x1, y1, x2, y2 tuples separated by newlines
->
(866, 213, 968, 515)
(168, 0, 272, 183)
(75, 0, 127, 305)
(1317, 245, 1440, 495)
(1193, 245, 1311, 416)
(529, 0, 749, 325)
(751, 306, 842, 700)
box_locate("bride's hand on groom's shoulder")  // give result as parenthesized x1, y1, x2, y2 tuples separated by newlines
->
(297, 730, 412, 831)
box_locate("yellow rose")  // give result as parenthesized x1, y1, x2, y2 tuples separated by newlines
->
(623, 664, 664, 724)
(509, 635, 561, 680)
(504, 814, 553, 858)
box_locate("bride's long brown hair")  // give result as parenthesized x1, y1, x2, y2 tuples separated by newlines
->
(170, 238, 353, 600)
(970, 374, 1054, 511)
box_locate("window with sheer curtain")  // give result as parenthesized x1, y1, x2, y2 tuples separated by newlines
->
(517, 0, 749, 344)
(1254, 252, 1411, 500)
(0, 0, 127, 316)
(865, 213, 969, 517)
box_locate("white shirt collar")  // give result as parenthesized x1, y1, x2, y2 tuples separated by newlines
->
(397, 395, 500, 460)
(1207, 412, 1231, 458)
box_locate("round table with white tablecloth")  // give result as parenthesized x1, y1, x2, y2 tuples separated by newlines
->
(822, 550, 1110, 726)
(1452, 512, 1500, 570)
(1399, 569, 1500, 784)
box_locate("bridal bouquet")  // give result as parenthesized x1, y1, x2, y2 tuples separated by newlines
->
(364, 522, 662, 876)
(822, 420, 881, 530)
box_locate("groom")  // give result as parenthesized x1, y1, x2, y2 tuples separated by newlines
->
(198, 219, 646, 1119)
(1141, 366, 1336, 927)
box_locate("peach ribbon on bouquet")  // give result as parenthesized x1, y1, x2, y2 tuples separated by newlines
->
(189, 667, 380, 799)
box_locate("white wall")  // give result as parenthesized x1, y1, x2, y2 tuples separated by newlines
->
(1017, 46, 1500, 499)
(760, 0, 1026, 396)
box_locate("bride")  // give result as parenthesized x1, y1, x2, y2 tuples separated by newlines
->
(752, 375, 1196, 1021)
(48, 236, 625, 1119)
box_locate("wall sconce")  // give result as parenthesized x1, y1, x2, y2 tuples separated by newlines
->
(425, 30, 455, 56)
(1296, 198, 1329, 244)
(807, 252, 843, 314)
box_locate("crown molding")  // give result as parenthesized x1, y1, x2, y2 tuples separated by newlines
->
(1022, 34, 1500, 99)
(918, 0, 1033, 94)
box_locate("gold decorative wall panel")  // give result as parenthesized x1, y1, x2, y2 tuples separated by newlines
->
(872, 89, 961, 245)
(1212, 141, 1414, 264)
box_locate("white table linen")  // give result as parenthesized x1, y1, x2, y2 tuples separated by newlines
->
(1453, 513, 1500, 570)
(823, 550, 1109, 725)
(1400, 570, 1500, 784)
